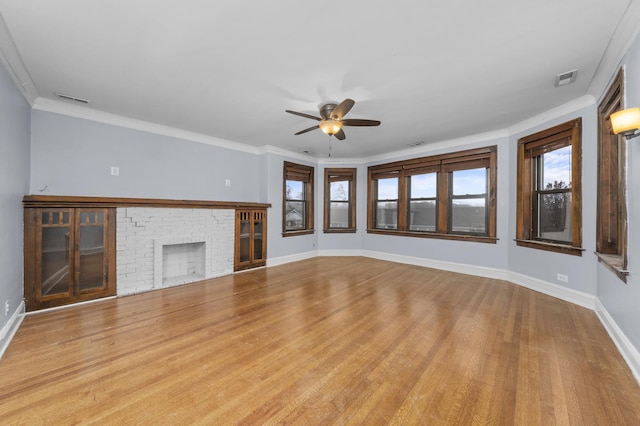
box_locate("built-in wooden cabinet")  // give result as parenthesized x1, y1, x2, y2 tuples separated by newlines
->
(24, 207, 116, 311)
(23, 195, 270, 311)
(235, 209, 267, 271)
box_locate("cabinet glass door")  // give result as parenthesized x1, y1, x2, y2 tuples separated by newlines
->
(40, 209, 73, 297)
(253, 210, 264, 261)
(239, 211, 251, 263)
(77, 209, 107, 291)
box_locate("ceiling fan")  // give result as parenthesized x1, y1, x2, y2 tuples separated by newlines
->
(286, 98, 380, 140)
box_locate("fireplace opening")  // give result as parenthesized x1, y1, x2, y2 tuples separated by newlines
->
(162, 242, 205, 287)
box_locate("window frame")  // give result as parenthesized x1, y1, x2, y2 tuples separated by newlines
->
(448, 167, 489, 236)
(323, 168, 357, 233)
(373, 174, 400, 231)
(516, 118, 583, 256)
(283, 161, 314, 236)
(367, 146, 497, 243)
(596, 68, 628, 281)
(407, 171, 438, 232)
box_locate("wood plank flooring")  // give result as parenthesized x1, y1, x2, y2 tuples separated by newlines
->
(1, 257, 639, 425)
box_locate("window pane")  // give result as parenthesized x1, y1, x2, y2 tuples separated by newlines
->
(377, 178, 398, 200)
(329, 202, 349, 228)
(286, 180, 305, 200)
(79, 225, 105, 291)
(286, 201, 305, 230)
(451, 198, 486, 234)
(330, 181, 349, 201)
(452, 168, 486, 195)
(541, 145, 572, 189)
(376, 201, 397, 229)
(41, 226, 70, 296)
(410, 173, 436, 198)
(409, 200, 436, 231)
(253, 220, 263, 260)
(538, 192, 572, 241)
(239, 219, 250, 263)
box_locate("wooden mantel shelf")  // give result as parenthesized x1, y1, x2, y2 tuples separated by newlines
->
(23, 195, 271, 210)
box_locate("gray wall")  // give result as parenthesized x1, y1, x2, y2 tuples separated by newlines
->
(264, 152, 317, 260)
(31, 110, 261, 202)
(9, 21, 640, 364)
(360, 137, 511, 271)
(507, 106, 598, 295)
(316, 162, 365, 252)
(596, 32, 640, 350)
(0, 61, 30, 341)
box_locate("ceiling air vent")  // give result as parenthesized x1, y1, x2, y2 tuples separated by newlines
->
(555, 70, 578, 87)
(54, 92, 90, 104)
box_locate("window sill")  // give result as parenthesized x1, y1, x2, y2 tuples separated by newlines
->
(282, 229, 315, 237)
(514, 239, 583, 256)
(367, 229, 497, 244)
(594, 252, 628, 283)
(323, 229, 357, 234)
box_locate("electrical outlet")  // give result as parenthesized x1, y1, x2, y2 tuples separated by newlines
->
(110, 166, 120, 176)
(4, 300, 9, 316)
(557, 273, 569, 283)
(225, 179, 231, 187)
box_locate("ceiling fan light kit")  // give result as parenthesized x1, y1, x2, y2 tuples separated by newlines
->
(286, 98, 380, 141)
(318, 119, 343, 136)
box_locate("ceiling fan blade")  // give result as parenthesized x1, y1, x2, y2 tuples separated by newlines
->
(334, 129, 346, 140)
(342, 119, 381, 127)
(294, 125, 320, 135)
(331, 99, 355, 120)
(286, 110, 322, 121)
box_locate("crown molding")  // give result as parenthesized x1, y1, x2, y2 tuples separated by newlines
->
(33, 97, 261, 155)
(31, 93, 598, 167)
(363, 129, 509, 165)
(0, 13, 37, 105)
(259, 145, 320, 163)
(507, 94, 596, 136)
(588, 0, 640, 102)
(318, 157, 368, 165)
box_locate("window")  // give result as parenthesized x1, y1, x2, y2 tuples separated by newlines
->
(516, 119, 582, 255)
(375, 176, 399, 230)
(449, 168, 487, 234)
(367, 146, 497, 243)
(408, 172, 437, 231)
(283, 161, 314, 236)
(596, 68, 628, 281)
(324, 168, 356, 232)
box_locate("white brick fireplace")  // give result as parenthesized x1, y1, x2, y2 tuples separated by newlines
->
(116, 207, 234, 296)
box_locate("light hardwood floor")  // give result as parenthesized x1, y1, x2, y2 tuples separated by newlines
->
(1, 257, 639, 425)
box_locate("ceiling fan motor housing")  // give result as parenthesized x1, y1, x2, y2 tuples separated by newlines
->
(320, 103, 338, 120)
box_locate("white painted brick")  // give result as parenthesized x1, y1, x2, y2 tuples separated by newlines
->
(116, 207, 235, 296)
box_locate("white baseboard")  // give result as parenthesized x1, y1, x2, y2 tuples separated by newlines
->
(594, 299, 640, 384)
(2, 252, 633, 383)
(361, 250, 511, 281)
(507, 271, 595, 310)
(317, 249, 364, 257)
(0, 300, 25, 359)
(266, 250, 317, 268)
(271, 250, 595, 310)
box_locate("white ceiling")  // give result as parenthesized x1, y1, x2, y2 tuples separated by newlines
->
(0, 1, 638, 159)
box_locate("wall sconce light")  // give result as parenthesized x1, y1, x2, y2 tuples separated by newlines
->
(610, 107, 640, 139)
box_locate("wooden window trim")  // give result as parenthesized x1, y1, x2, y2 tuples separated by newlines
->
(596, 68, 628, 282)
(283, 161, 314, 236)
(367, 146, 497, 243)
(516, 118, 582, 255)
(448, 168, 489, 236)
(324, 168, 357, 233)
